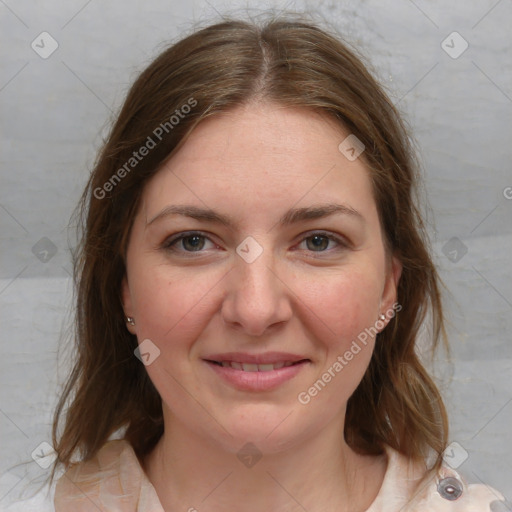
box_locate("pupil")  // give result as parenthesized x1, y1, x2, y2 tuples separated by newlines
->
(184, 235, 204, 251)
(308, 235, 328, 251)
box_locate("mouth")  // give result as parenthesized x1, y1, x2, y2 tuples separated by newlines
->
(206, 360, 309, 372)
(203, 352, 311, 391)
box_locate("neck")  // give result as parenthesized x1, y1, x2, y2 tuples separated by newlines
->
(143, 410, 387, 512)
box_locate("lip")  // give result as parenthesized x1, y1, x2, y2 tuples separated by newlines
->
(203, 352, 310, 392)
(204, 351, 308, 365)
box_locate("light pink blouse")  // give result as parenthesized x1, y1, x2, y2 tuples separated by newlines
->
(54, 439, 506, 511)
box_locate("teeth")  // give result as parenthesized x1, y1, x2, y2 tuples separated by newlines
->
(217, 361, 298, 371)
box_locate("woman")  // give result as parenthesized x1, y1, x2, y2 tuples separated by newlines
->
(51, 16, 506, 511)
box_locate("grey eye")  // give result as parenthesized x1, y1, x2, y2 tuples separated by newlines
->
(181, 235, 206, 251)
(306, 235, 330, 251)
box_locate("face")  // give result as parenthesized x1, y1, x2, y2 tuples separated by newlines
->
(122, 102, 401, 453)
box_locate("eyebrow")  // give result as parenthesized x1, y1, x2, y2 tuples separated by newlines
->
(147, 203, 364, 228)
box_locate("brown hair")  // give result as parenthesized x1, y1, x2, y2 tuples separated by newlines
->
(51, 15, 448, 483)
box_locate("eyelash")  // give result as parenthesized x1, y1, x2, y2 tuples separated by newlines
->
(161, 230, 348, 256)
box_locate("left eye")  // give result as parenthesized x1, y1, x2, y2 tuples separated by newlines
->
(297, 233, 343, 252)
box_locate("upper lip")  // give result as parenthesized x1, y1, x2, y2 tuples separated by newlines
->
(204, 352, 310, 365)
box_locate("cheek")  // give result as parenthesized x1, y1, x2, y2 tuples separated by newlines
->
(129, 265, 224, 346)
(294, 267, 382, 411)
(298, 266, 383, 346)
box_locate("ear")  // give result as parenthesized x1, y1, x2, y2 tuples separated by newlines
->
(121, 275, 136, 334)
(379, 253, 402, 321)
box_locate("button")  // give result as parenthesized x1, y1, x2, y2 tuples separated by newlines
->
(437, 476, 463, 500)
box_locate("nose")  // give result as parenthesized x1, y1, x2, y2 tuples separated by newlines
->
(221, 245, 293, 337)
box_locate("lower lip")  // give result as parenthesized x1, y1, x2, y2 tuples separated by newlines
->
(205, 360, 309, 391)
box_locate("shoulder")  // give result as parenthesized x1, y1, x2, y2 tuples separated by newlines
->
(54, 439, 146, 511)
(379, 445, 508, 512)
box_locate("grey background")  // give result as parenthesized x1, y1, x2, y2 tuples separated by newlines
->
(1, 0, 511, 508)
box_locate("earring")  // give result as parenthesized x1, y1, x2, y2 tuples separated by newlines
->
(126, 316, 135, 326)
(379, 314, 386, 322)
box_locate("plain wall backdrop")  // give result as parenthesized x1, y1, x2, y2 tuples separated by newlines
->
(1, 0, 511, 508)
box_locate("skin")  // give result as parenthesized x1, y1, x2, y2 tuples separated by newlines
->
(122, 101, 402, 512)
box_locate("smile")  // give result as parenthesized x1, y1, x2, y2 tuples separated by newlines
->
(209, 360, 304, 372)
(204, 354, 311, 391)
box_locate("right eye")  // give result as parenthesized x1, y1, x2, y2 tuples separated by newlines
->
(162, 231, 217, 254)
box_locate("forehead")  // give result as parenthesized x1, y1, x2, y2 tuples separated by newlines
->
(166, 102, 352, 172)
(141, 102, 377, 225)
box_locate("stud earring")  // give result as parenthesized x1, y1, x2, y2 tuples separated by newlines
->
(379, 314, 386, 322)
(126, 316, 135, 326)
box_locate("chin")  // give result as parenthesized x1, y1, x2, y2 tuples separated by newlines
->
(205, 404, 311, 454)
